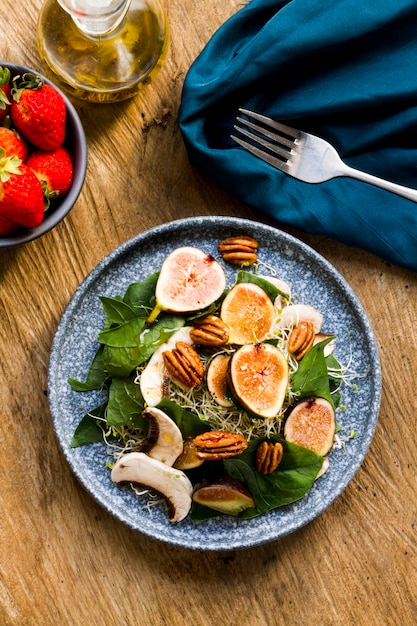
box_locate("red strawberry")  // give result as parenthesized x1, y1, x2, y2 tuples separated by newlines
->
(0, 150, 45, 228)
(0, 67, 11, 123)
(0, 126, 28, 161)
(0, 213, 20, 236)
(27, 147, 73, 201)
(11, 73, 66, 151)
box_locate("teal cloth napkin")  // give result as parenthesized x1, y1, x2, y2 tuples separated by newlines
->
(179, 0, 417, 272)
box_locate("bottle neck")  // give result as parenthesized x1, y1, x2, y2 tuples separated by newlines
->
(56, 0, 131, 36)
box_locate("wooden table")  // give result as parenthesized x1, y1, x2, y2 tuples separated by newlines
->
(1, 1, 416, 624)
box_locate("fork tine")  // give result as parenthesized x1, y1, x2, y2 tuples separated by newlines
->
(233, 122, 291, 161)
(230, 133, 290, 173)
(236, 117, 293, 151)
(239, 108, 299, 141)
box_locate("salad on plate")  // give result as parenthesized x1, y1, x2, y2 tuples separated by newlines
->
(69, 235, 359, 524)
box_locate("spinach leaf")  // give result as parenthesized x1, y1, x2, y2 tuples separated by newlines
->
(123, 272, 159, 312)
(68, 345, 108, 392)
(70, 401, 108, 447)
(101, 316, 186, 377)
(139, 316, 186, 362)
(106, 377, 147, 428)
(191, 501, 224, 521)
(98, 316, 147, 348)
(100, 296, 139, 329)
(156, 398, 209, 438)
(236, 270, 286, 303)
(291, 336, 336, 406)
(224, 436, 323, 518)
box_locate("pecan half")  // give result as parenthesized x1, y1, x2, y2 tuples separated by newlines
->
(218, 235, 258, 266)
(255, 441, 283, 474)
(193, 430, 248, 460)
(190, 314, 229, 346)
(288, 320, 315, 360)
(162, 341, 204, 389)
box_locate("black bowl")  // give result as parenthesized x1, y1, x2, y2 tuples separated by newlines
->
(0, 62, 87, 247)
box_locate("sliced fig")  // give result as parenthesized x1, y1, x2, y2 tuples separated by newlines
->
(206, 353, 234, 408)
(220, 282, 275, 344)
(228, 342, 288, 418)
(192, 477, 255, 516)
(174, 438, 205, 470)
(284, 397, 336, 456)
(147, 247, 226, 324)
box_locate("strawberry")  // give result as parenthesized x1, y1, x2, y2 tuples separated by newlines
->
(0, 126, 28, 161)
(11, 73, 66, 151)
(0, 149, 45, 228)
(27, 147, 73, 202)
(0, 67, 11, 123)
(0, 213, 20, 236)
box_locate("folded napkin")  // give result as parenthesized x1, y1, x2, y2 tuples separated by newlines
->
(179, 0, 417, 272)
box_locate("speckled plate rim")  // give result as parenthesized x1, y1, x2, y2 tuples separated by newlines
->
(48, 217, 381, 550)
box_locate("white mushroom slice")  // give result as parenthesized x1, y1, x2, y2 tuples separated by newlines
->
(258, 274, 291, 311)
(274, 303, 323, 334)
(140, 326, 194, 406)
(139, 406, 184, 466)
(258, 274, 291, 298)
(316, 456, 329, 479)
(111, 452, 193, 522)
(314, 333, 336, 357)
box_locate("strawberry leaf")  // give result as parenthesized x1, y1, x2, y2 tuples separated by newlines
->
(0, 67, 11, 87)
(0, 150, 22, 182)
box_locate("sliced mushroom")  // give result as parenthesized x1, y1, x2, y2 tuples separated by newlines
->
(140, 326, 194, 406)
(316, 456, 330, 479)
(111, 452, 193, 522)
(314, 333, 335, 357)
(258, 274, 291, 310)
(139, 406, 184, 466)
(274, 303, 323, 334)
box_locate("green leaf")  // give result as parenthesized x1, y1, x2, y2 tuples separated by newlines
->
(106, 377, 147, 428)
(291, 337, 336, 406)
(139, 316, 186, 362)
(98, 316, 146, 348)
(68, 345, 108, 391)
(190, 501, 224, 521)
(156, 398, 209, 438)
(100, 296, 138, 329)
(123, 272, 159, 312)
(224, 436, 323, 518)
(101, 315, 186, 377)
(236, 270, 287, 303)
(70, 402, 107, 447)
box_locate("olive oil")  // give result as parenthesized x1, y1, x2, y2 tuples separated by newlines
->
(36, 0, 169, 102)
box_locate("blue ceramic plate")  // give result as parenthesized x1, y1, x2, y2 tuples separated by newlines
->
(48, 217, 381, 550)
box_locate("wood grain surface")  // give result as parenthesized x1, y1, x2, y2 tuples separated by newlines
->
(1, 1, 416, 624)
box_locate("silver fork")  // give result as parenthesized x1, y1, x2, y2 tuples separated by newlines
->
(232, 108, 417, 202)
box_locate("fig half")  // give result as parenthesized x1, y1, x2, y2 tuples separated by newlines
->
(206, 353, 234, 407)
(284, 397, 336, 456)
(220, 282, 275, 344)
(228, 342, 289, 418)
(147, 247, 226, 324)
(192, 477, 255, 516)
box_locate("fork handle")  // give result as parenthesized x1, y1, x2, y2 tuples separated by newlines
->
(343, 164, 417, 202)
